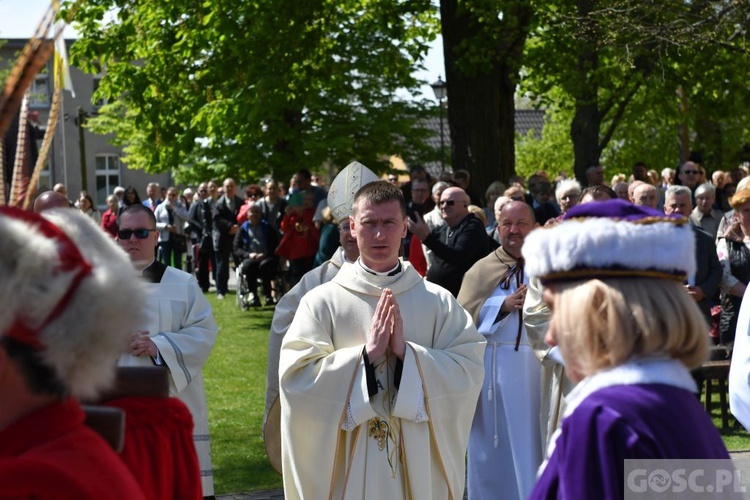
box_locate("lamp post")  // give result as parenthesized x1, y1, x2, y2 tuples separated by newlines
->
(430, 76, 447, 173)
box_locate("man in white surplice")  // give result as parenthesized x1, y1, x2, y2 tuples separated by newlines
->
(117, 204, 218, 498)
(458, 201, 543, 500)
(279, 181, 485, 499)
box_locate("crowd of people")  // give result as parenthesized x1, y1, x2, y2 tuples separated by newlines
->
(10, 157, 750, 499)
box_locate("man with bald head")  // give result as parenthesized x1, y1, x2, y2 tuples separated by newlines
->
(33, 190, 72, 212)
(458, 201, 543, 499)
(632, 182, 659, 209)
(664, 185, 721, 325)
(408, 186, 491, 296)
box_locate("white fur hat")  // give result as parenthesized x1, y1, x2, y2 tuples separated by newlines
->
(0, 207, 146, 399)
(327, 161, 380, 224)
(523, 199, 695, 284)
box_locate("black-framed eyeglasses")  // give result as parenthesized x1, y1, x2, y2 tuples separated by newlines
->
(439, 200, 456, 207)
(683, 170, 699, 175)
(118, 228, 155, 240)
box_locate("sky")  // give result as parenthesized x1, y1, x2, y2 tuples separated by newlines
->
(0, 0, 446, 100)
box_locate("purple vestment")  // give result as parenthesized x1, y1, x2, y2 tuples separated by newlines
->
(531, 383, 729, 499)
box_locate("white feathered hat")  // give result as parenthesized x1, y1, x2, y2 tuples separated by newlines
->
(522, 199, 695, 284)
(0, 207, 146, 399)
(327, 161, 380, 224)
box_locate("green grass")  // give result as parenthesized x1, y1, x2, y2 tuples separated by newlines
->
(203, 291, 284, 494)
(202, 289, 750, 492)
(703, 384, 750, 452)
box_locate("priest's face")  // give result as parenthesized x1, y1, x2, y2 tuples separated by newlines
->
(338, 219, 359, 262)
(117, 209, 158, 269)
(350, 199, 407, 272)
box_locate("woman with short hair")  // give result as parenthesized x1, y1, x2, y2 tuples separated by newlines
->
(524, 199, 729, 499)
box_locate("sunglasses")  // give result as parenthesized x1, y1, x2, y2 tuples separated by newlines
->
(439, 200, 458, 207)
(683, 170, 699, 175)
(118, 228, 155, 240)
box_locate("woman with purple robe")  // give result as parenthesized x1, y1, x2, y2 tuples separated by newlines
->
(522, 199, 730, 499)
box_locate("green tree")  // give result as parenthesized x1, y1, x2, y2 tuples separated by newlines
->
(65, 0, 440, 184)
(515, 102, 574, 180)
(523, 0, 750, 184)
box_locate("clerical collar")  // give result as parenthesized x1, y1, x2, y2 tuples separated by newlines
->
(142, 260, 167, 283)
(357, 259, 402, 277)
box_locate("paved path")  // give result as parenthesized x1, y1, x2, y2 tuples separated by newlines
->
(217, 450, 750, 499)
(217, 491, 284, 500)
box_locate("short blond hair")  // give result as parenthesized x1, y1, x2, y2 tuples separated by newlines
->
(730, 188, 750, 209)
(468, 204, 487, 225)
(549, 278, 708, 377)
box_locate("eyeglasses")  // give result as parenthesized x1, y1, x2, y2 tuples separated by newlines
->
(683, 170, 699, 175)
(118, 228, 155, 240)
(199, 189, 208, 193)
(439, 200, 457, 207)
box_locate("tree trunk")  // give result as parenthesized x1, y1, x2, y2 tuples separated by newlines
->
(571, 0, 601, 186)
(440, 0, 533, 198)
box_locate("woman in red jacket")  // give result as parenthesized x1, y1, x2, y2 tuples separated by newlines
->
(101, 194, 119, 237)
(276, 190, 319, 289)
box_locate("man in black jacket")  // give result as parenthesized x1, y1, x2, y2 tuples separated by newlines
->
(212, 178, 244, 299)
(187, 182, 215, 292)
(408, 187, 491, 296)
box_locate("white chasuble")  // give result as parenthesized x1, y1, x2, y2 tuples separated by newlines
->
(280, 261, 485, 500)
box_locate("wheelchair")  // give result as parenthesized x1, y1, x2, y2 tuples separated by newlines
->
(235, 267, 258, 310)
(235, 261, 285, 310)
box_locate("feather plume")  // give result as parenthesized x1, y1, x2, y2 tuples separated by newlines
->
(0, 6, 55, 141)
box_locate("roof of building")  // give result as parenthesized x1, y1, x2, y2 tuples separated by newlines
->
(422, 108, 546, 175)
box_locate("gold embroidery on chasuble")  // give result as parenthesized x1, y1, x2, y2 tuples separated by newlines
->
(367, 355, 402, 477)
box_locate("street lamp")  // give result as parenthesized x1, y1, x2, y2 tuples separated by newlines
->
(430, 76, 447, 172)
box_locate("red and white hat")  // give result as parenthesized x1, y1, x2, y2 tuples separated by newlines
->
(0, 207, 146, 399)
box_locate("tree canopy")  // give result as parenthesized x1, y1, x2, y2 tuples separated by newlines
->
(521, 0, 750, 183)
(63, 0, 750, 190)
(65, 0, 440, 184)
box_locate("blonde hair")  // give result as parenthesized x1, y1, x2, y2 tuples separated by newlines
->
(468, 204, 487, 225)
(730, 188, 750, 209)
(611, 173, 627, 185)
(549, 278, 708, 377)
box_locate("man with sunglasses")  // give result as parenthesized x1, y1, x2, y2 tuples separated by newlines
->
(117, 204, 218, 498)
(458, 201, 543, 500)
(679, 160, 701, 191)
(408, 186, 491, 296)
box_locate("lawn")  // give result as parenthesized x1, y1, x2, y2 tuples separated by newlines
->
(202, 288, 750, 494)
(203, 291, 283, 494)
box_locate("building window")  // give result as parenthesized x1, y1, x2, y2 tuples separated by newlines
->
(95, 154, 121, 208)
(30, 74, 50, 108)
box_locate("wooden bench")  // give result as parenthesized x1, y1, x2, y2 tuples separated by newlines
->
(702, 359, 731, 430)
